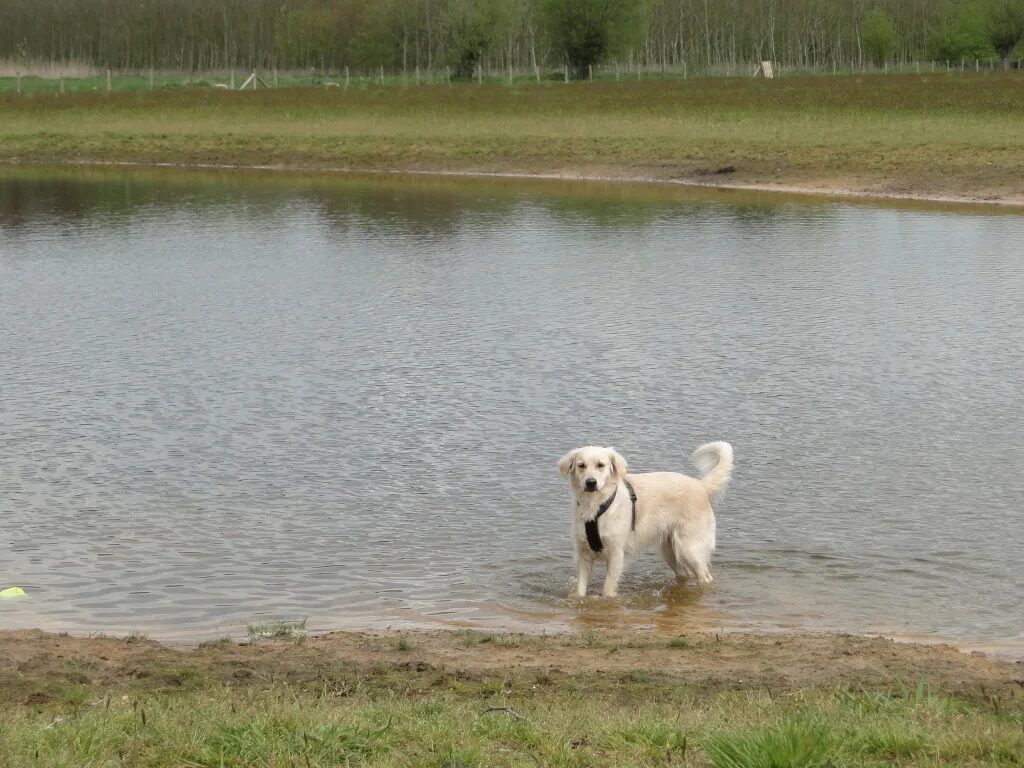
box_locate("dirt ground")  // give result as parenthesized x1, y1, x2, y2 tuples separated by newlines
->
(2, 629, 1022, 708)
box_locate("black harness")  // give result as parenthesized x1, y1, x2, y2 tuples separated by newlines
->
(584, 479, 638, 553)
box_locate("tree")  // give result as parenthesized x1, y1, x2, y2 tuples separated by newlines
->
(930, 0, 997, 61)
(541, 0, 644, 77)
(861, 8, 897, 64)
(442, 0, 507, 79)
(985, 0, 1024, 62)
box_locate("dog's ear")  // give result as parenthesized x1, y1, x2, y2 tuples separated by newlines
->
(606, 447, 628, 478)
(557, 450, 578, 478)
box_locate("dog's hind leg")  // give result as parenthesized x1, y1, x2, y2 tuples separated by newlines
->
(661, 538, 689, 581)
(672, 534, 714, 585)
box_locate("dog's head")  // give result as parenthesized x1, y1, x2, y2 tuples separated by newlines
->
(557, 446, 628, 494)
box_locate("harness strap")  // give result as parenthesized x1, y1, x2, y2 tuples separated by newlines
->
(584, 486, 617, 553)
(624, 478, 638, 532)
(584, 480, 639, 553)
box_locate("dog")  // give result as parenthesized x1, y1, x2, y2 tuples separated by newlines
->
(556, 442, 733, 597)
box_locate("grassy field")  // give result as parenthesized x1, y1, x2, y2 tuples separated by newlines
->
(2, 72, 1023, 204)
(2, 628, 1022, 767)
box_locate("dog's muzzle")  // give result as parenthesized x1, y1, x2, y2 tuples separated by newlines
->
(584, 478, 598, 492)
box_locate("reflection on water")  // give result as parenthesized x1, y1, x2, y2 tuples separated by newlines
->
(1, 166, 1023, 649)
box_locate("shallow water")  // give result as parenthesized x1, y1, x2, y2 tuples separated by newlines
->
(1, 167, 1022, 649)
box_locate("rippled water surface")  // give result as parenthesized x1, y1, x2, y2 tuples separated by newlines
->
(2, 167, 1022, 648)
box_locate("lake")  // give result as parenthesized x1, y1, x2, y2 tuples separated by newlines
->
(1, 166, 1022, 653)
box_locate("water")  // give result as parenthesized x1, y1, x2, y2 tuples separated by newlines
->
(2, 167, 1022, 650)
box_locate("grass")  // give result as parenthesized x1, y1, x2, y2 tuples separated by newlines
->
(1, 72, 1023, 202)
(703, 716, 832, 768)
(2, 676, 1021, 767)
(2, 628, 1022, 766)
(245, 618, 307, 643)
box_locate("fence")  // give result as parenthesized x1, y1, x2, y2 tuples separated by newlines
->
(1, 57, 1021, 95)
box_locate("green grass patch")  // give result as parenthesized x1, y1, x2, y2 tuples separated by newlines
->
(245, 618, 307, 643)
(2, 679, 1021, 767)
(1, 73, 1022, 201)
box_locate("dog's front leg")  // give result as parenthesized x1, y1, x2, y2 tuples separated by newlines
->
(575, 555, 592, 597)
(602, 548, 624, 597)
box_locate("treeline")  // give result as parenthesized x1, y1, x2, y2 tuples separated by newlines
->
(2, 0, 1023, 76)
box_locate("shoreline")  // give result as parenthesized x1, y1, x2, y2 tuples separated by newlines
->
(4, 157, 1024, 209)
(3, 626, 1021, 698)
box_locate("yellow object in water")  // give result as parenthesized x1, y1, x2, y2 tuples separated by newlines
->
(0, 587, 27, 599)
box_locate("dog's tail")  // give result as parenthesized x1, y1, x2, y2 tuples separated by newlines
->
(691, 441, 733, 505)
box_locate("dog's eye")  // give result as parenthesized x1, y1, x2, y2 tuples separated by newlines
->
(577, 463, 586, 469)
(596, 462, 605, 469)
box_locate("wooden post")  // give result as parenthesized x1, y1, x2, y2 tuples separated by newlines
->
(684, 61, 687, 79)
(345, 66, 350, 89)
(273, 68, 278, 87)
(416, 65, 420, 85)
(588, 63, 593, 81)
(564, 64, 568, 83)
(534, 64, 540, 83)
(60, 73, 64, 94)
(15, 71, 21, 95)
(975, 58, 979, 72)
(230, 69, 235, 89)
(379, 66, 384, 85)
(149, 67, 154, 90)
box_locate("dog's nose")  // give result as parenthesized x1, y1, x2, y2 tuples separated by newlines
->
(584, 478, 598, 491)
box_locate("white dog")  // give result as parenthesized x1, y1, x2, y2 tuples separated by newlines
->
(557, 442, 733, 597)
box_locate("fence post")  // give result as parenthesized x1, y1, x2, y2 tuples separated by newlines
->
(564, 64, 568, 83)
(106, 69, 111, 92)
(684, 61, 687, 79)
(345, 66, 350, 89)
(149, 67, 154, 89)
